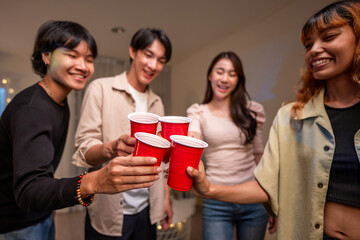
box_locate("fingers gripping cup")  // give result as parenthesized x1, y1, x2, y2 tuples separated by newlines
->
(159, 116, 192, 141)
(167, 135, 208, 191)
(133, 132, 171, 166)
(128, 112, 160, 137)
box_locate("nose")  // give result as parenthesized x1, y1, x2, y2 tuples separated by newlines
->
(147, 58, 158, 70)
(309, 40, 324, 56)
(75, 58, 88, 72)
(220, 72, 230, 82)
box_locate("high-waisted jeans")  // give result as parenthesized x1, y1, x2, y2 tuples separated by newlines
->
(202, 198, 268, 240)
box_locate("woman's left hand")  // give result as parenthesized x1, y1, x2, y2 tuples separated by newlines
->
(186, 161, 211, 198)
(268, 216, 277, 234)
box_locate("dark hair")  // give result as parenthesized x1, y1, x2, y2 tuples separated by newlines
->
(129, 28, 172, 63)
(203, 51, 257, 144)
(31, 20, 98, 78)
(292, 0, 360, 117)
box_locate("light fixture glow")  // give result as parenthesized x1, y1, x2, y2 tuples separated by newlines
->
(111, 27, 125, 34)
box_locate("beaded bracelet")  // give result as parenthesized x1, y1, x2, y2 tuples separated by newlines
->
(76, 172, 94, 207)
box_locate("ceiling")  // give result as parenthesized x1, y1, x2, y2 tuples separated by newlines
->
(0, 0, 295, 65)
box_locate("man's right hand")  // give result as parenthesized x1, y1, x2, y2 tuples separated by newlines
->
(81, 156, 162, 196)
(110, 135, 136, 158)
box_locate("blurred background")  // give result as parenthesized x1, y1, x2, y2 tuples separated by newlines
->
(0, 0, 334, 239)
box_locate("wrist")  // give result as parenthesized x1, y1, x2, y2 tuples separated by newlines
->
(79, 172, 96, 197)
(77, 172, 95, 207)
(204, 183, 216, 199)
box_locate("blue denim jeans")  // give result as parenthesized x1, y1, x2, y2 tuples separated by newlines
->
(0, 214, 54, 240)
(202, 198, 268, 240)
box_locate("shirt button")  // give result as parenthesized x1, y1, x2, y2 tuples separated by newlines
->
(317, 183, 323, 188)
(323, 146, 330, 151)
(315, 223, 320, 229)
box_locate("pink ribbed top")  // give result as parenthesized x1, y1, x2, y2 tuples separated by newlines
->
(187, 101, 266, 185)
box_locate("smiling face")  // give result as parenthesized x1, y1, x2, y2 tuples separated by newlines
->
(304, 25, 356, 81)
(128, 39, 167, 92)
(208, 58, 238, 101)
(42, 40, 95, 93)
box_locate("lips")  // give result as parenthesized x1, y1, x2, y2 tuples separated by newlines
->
(143, 69, 155, 79)
(217, 84, 229, 92)
(70, 73, 88, 82)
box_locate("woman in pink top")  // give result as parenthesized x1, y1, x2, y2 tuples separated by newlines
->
(187, 51, 273, 240)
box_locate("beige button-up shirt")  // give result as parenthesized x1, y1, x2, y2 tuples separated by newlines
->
(72, 72, 165, 236)
(255, 88, 360, 239)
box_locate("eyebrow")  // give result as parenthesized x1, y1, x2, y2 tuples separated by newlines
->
(319, 27, 338, 34)
(144, 48, 166, 60)
(215, 67, 236, 72)
(63, 47, 94, 58)
(304, 26, 339, 42)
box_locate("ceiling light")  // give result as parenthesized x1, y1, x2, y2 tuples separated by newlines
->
(111, 27, 125, 34)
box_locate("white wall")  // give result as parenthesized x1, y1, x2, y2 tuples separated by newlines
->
(170, 0, 333, 140)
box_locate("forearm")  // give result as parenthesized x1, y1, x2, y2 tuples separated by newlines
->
(84, 140, 115, 166)
(204, 180, 269, 204)
(16, 177, 79, 211)
(254, 153, 263, 165)
(164, 178, 171, 201)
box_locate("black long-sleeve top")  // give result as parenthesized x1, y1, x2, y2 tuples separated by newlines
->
(0, 83, 79, 233)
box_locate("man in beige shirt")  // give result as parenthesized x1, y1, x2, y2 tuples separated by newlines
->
(72, 28, 173, 240)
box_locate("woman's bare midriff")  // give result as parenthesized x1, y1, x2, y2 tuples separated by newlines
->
(324, 202, 360, 240)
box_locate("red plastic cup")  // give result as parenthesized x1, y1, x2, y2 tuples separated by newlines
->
(133, 132, 171, 166)
(128, 112, 160, 137)
(167, 135, 208, 191)
(159, 116, 192, 163)
(159, 116, 192, 141)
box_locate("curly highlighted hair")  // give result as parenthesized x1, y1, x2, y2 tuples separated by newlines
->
(292, 0, 360, 118)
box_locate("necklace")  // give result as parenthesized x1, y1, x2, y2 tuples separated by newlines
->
(42, 79, 53, 98)
(41, 79, 64, 106)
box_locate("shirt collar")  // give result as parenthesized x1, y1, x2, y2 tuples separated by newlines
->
(295, 88, 326, 120)
(111, 71, 161, 105)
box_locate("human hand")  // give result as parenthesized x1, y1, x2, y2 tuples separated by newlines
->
(111, 135, 135, 157)
(186, 161, 211, 197)
(160, 188, 173, 230)
(187, 131, 202, 140)
(81, 156, 162, 196)
(268, 216, 277, 234)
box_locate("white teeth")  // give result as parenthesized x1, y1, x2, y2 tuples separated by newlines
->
(312, 59, 330, 66)
(72, 74, 85, 79)
(144, 70, 153, 76)
(218, 85, 228, 90)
